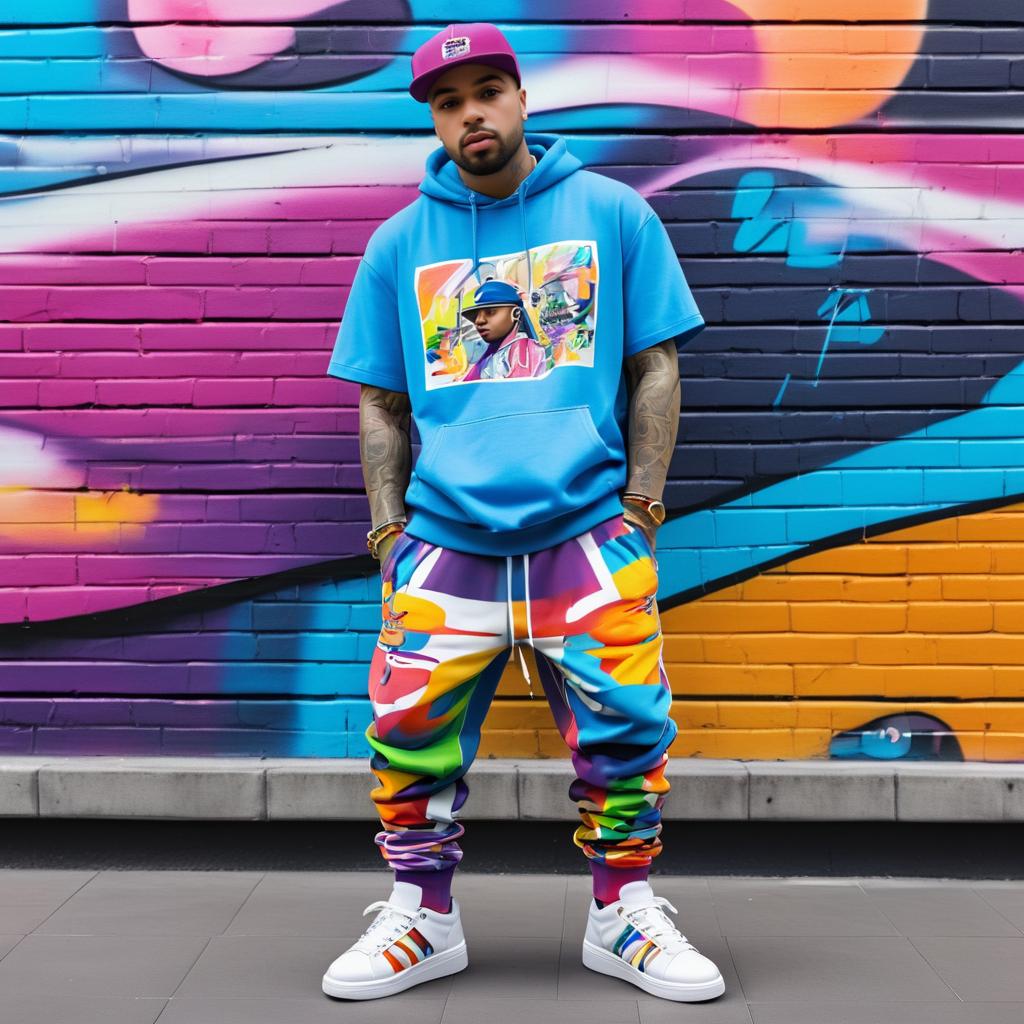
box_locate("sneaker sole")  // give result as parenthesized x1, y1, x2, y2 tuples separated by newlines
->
(582, 939, 726, 1002)
(322, 940, 468, 1000)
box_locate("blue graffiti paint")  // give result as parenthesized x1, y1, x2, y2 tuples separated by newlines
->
(771, 287, 885, 405)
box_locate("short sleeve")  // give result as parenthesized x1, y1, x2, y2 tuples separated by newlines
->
(623, 211, 705, 357)
(327, 255, 408, 393)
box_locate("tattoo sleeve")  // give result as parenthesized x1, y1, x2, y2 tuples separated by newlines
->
(358, 383, 412, 529)
(623, 338, 682, 499)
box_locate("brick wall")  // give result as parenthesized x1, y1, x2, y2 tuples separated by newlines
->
(1, 2, 1022, 760)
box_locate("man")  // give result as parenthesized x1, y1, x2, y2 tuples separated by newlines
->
(321, 22, 723, 1004)
(459, 279, 548, 381)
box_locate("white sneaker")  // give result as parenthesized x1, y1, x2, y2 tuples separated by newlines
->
(582, 880, 726, 1002)
(322, 881, 468, 1000)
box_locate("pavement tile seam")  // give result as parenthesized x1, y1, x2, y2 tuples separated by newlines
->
(17, 870, 100, 937)
(146, 998, 174, 1024)
(209, 871, 267, 937)
(164, 936, 215, 1002)
(971, 888, 1024, 936)
(722, 935, 753, 1006)
(0, 933, 30, 965)
(907, 935, 1024, 1003)
(857, 883, 1024, 939)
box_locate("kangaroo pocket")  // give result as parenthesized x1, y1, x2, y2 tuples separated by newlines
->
(407, 405, 622, 533)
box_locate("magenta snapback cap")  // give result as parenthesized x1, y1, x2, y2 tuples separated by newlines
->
(409, 22, 521, 104)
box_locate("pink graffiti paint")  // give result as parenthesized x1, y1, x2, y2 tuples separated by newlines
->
(128, 1, 350, 75)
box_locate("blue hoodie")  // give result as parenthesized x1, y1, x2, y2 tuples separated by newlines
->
(327, 131, 705, 555)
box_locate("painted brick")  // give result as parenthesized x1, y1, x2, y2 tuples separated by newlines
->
(790, 603, 908, 633)
(1, 10, 1023, 767)
(908, 603, 995, 633)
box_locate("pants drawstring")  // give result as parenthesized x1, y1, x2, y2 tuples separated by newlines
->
(505, 554, 536, 699)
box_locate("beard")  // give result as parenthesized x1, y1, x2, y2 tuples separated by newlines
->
(449, 120, 525, 177)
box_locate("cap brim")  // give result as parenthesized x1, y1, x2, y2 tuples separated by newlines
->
(410, 53, 520, 103)
(462, 297, 522, 313)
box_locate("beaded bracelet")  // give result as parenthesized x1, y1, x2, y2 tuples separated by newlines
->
(366, 520, 406, 560)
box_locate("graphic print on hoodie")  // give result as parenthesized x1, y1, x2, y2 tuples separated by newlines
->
(328, 132, 705, 556)
(416, 238, 598, 389)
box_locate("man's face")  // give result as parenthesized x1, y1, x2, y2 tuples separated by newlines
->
(427, 62, 527, 176)
(470, 304, 516, 342)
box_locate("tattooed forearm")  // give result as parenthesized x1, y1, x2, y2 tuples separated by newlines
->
(358, 383, 412, 529)
(623, 338, 681, 499)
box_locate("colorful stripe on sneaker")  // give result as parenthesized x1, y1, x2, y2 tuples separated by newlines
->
(612, 924, 662, 973)
(382, 926, 434, 973)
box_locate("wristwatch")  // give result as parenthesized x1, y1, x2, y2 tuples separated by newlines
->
(622, 492, 666, 526)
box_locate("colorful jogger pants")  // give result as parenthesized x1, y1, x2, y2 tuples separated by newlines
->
(365, 511, 678, 891)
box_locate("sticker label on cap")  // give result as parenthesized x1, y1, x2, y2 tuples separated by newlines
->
(441, 36, 470, 60)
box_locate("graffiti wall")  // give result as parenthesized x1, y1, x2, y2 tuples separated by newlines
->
(1, 1, 1022, 760)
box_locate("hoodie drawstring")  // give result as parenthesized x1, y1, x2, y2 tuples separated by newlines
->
(469, 191, 479, 278)
(465, 159, 536, 308)
(517, 180, 535, 307)
(505, 554, 536, 699)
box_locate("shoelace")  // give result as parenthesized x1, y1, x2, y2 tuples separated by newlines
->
(620, 897, 696, 953)
(353, 900, 419, 954)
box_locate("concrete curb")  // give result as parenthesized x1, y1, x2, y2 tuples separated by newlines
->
(2, 756, 1024, 822)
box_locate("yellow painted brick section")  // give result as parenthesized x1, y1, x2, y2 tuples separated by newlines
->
(1000, 603, 1024, 636)
(781, 546, 908, 574)
(477, 730, 545, 758)
(737, 574, 943, 601)
(714, 703, 830, 729)
(906, 603, 994, 633)
(483, 703, 556, 731)
(676, 729, 831, 760)
(983, 734, 1024, 760)
(537, 730, 574, 758)
(944, 576, 1024, 600)
(855, 636, 939, 665)
(958, 734, 988, 761)
(662, 662, 795, 696)
(666, 702, 723, 729)
(935, 635, 1024, 664)
(989, 547, 1024, 573)
(660, 636, 705, 661)
(793, 665, 888, 697)
(671, 601, 790, 632)
(795, 665, 995, 699)
(885, 669, 995, 700)
(825, 700, 910, 728)
(735, 575, 844, 600)
(907, 545, 993, 573)
(667, 730, 724, 758)
(873, 518, 958, 542)
(790, 603, 907, 633)
(702, 635, 857, 664)
(994, 668, 1024, 698)
(958, 514, 1024, 541)
(931, 705, 1024, 730)
(837, 576, 942, 601)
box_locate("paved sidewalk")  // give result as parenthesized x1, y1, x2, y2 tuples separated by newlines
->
(1, 869, 1023, 1023)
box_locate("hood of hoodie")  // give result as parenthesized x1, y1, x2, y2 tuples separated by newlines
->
(418, 131, 583, 291)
